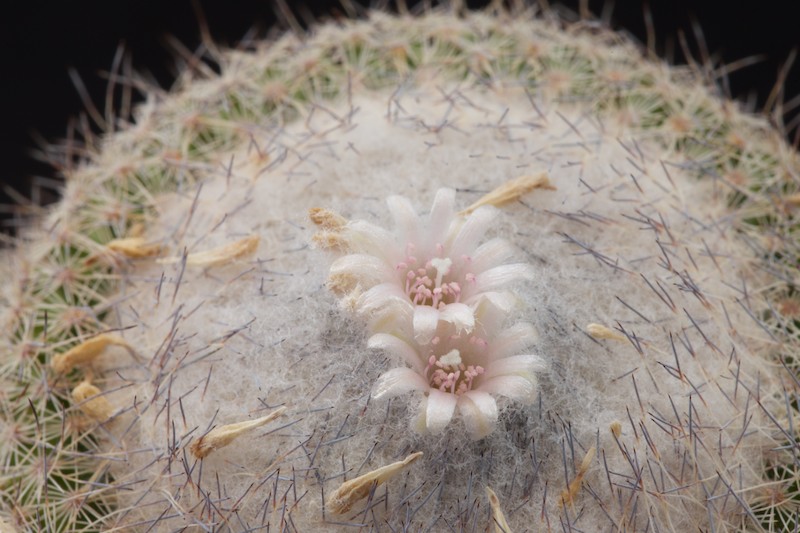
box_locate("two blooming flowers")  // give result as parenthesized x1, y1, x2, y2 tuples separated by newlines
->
(314, 188, 544, 439)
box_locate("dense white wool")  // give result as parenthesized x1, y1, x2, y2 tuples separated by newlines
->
(96, 81, 779, 531)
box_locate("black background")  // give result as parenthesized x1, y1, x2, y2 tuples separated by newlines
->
(2, 0, 799, 231)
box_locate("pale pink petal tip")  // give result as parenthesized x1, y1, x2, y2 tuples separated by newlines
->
(459, 391, 499, 440)
(373, 367, 429, 399)
(425, 389, 459, 434)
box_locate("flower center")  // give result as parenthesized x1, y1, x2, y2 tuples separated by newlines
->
(424, 348, 485, 395)
(397, 243, 476, 309)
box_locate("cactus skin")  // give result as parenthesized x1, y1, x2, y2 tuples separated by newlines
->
(1, 5, 799, 532)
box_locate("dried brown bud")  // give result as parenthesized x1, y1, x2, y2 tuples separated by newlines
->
(190, 406, 286, 459)
(106, 237, 163, 258)
(327, 451, 423, 514)
(486, 487, 512, 533)
(72, 381, 113, 422)
(51, 334, 131, 374)
(158, 235, 260, 267)
(309, 207, 348, 230)
(311, 231, 349, 251)
(586, 323, 626, 342)
(460, 172, 554, 215)
(560, 446, 596, 508)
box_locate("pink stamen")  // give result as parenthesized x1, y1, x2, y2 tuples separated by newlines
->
(397, 247, 474, 308)
(426, 350, 485, 396)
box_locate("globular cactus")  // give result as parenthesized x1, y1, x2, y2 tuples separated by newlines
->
(2, 4, 800, 532)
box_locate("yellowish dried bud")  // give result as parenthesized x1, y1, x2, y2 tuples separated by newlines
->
(309, 207, 348, 230)
(158, 235, 260, 267)
(51, 334, 130, 374)
(327, 272, 358, 295)
(485, 487, 512, 533)
(586, 323, 626, 342)
(560, 446, 596, 508)
(610, 420, 622, 438)
(190, 406, 286, 459)
(72, 381, 113, 422)
(128, 222, 145, 238)
(784, 193, 800, 207)
(460, 172, 554, 215)
(327, 451, 423, 514)
(106, 236, 163, 258)
(311, 231, 349, 251)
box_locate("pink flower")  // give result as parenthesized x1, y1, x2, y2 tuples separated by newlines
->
(369, 301, 544, 439)
(327, 189, 534, 343)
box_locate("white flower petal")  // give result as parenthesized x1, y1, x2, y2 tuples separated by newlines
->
(358, 282, 409, 313)
(474, 263, 535, 293)
(458, 391, 499, 439)
(428, 188, 456, 243)
(483, 353, 545, 379)
(464, 291, 518, 317)
(330, 254, 394, 285)
(425, 389, 458, 434)
(368, 333, 426, 372)
(470, 238, 515, 273)
(413, 305, 440, 344)
(478, 375, 538, 403)
(413, 397, 429, 433)
(346, 220, 401, 262)
(449, 206, 497, 259)
(387, 195, 421, 246)
(373, 367, 429, 399)
(489, 323, 539, 360)
(438, 302, 475, 334)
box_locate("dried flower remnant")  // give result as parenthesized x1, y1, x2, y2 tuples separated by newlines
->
(317, 188, 535, 343)
(459, 172, 554, 215)
(106, 236, 163, 258)
(327, 451, 423, 514)
(559, 446, 596, 508)
(51, 333, 131, 374)
(157, 234, 260, 267)
(586, 323, 626, 342)
(190, 406, 286, 459)
(371, 302, 544, 439)
(485, 487, 512, 533)
(72, 380, 113, 422)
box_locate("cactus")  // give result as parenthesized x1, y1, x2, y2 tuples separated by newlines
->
(2, 4, 799, 531)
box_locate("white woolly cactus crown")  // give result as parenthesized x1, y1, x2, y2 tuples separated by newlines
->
(2, 4, 800, 532)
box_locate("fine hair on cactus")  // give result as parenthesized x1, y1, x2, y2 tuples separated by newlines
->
(2, 2, 800, 532)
